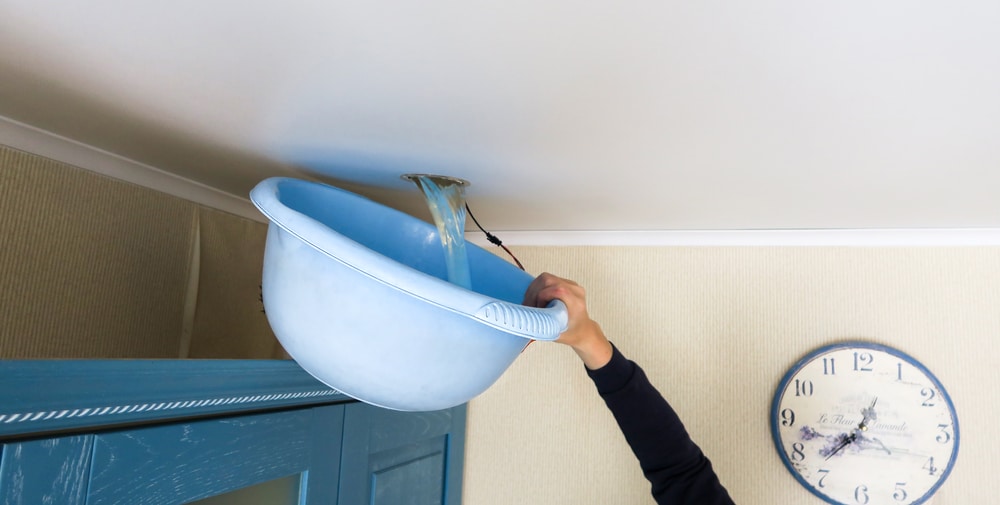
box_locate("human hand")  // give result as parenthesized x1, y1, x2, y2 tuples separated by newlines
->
(522, 272, 613, 369)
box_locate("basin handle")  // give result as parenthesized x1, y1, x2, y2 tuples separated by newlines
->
(473, 300, 568, 341)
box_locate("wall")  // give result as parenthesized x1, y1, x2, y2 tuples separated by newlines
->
(6, 142, 998, 502)
(464, 246, 1000, 504)
(0, 144, 282, 359)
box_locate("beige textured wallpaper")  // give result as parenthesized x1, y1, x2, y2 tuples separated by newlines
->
(6, 143, 998, 503)
(0, 145, 280, 359)
(186, 206, 283, 359)
(0, 147, 195, 357)
(464, 246, 1000, 504)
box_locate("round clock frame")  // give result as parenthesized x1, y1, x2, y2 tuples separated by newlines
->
(770, 341, 959, 505)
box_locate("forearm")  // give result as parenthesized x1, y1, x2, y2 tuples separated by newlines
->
(568, 320, 613, 370)
(588, 346, 735, 505)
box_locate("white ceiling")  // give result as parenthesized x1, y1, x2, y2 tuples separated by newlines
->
(2, 1, 999, 232)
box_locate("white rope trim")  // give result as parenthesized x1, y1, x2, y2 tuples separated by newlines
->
(0, 389, 341, 425)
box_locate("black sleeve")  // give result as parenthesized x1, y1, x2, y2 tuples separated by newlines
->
(587, 344, 736, 505)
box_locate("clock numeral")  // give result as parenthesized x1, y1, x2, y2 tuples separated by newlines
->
(794, 379, 814, 397)
(893, 482, 908, 502)
(853, 352, 874, 372)
(936, 424, 952, 444)
(920, 387, 936, 407)
(789, 442, 805, 462)
(897, 362, 903, 381)
(823, 358, 835, 375)
(923, 457, 938, 476)
(817, 469, 830, 488)
(854, 484, 869, 504)
(780, 408, 796, 427)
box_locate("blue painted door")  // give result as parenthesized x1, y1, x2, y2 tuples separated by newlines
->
(1, 402, 467, 505)
(0, 435, 94, 504)
(339, 403, 466, 505)
(0, 405, 344, 505)
(1, 360, 465, 505)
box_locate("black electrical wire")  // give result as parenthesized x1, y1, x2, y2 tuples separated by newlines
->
(465, 203, 524, 271)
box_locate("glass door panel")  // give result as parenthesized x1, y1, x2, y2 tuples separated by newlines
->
(187, 473, 301, 505)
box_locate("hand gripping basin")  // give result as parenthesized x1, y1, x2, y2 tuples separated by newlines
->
(250, 177, 568, 411)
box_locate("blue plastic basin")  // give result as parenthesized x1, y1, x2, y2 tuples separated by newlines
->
(250, 177, 568, 411)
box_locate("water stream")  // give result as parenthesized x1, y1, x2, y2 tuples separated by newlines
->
(406, 174, 472, 290)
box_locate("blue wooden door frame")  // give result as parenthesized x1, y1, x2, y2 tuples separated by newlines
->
(2, 405, 345, 505)
(0, 360, 350, 438)
(0, 360, 466, 504)
(340, 402, 466, 505)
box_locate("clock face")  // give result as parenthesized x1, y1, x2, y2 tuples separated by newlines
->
(771, 342, 959, 505)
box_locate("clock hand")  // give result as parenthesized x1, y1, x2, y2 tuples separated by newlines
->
(824, 397, 878, 461)
(873, 445, 925, 458)
(858, 396, 878, 431)
(865, 437, 892, 456)
(825, 432, 856, 460)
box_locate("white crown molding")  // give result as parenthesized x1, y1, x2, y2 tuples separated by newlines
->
(6, 115, 999, 246)
(465, 228, 1000, 247)
(0, 115, 265, 222)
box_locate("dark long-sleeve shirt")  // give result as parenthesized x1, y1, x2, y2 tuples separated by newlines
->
(587, 345, 736, 505)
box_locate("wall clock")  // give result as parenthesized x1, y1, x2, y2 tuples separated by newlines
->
(771, 342, 959, 505)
